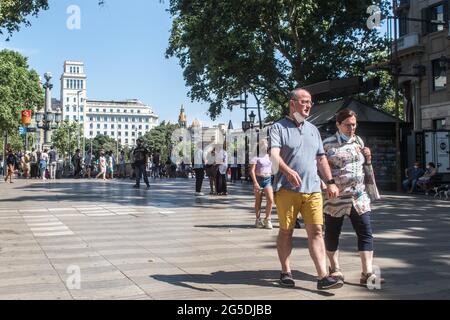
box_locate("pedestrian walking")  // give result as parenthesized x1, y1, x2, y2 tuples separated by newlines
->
(193, 142, 205, 195)
(4, 149, 18, 183)
(72, 149, 82, 178)
(48, 146, 58, 179)
(249, 138, 273, 229)
(40, 149, 49, 180)
(269, 88, 343, 290)
(95, 152, 107, 180)
(215, 143, 228, 195)
(322, 108, 384, 287)
(132, 138, 150, 189)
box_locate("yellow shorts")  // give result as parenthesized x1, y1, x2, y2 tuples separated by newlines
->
(275, 188, 323, 229)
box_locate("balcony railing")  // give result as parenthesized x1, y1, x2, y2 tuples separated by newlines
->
(394, 33, 420, 52)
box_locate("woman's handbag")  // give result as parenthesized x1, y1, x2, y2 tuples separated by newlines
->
(363, 163, 381, 201)
(355, 135, 381, 201)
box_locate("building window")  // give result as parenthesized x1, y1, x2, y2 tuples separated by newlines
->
(118, 124, 122, 129)
(97, 124, 100, 129)
(65, 115, 69, 120)
(138, 125, 142, 130)
(103, 109, 106, 112)
(434, 118, 446, 129)
(70, 66, 72, 73)
(96, 108, 99, 112)
(131, 110, 134, 113)
(73, 115, 77, 121)
(111, 132, 115, 136)
(146, 118, 149, 123)
(110, 109, 113, 113)
(89, 131, 93, 136)
(104, 131, 107, 135)
(124, 109, 127, 113)
(125, 124, 128, 129)
(145, 125, 149, 130)
(80, 106, 83, 112)
(97, 116, 100, 121)
(89, 117, 93, 121)
(104, 124, 107, 129)
(137, 110, 141, 113)
(126, 117, 129, 122)
(118, 132, 122, 136)
(139, 118, 143, 123)
(67, 97, 69, 103)
(66, 106, 69, 112)
(111, 124, 115, 129)
(90, 124, 93, 129)
(431, 4, 445, 33)
(132, 125, 135, 129)
(80, 116, 84, 121)
(80, 80, 83, 89)
(125, 139, 129, 144)
(74, 97, 76, 103)
(97, 131, 100, 136)
(132, 139, 135, 145)
(73, 106, 76, 112)
(125, 132, 129, 136)
(132, 131, 135, 137)
(66, 79, 69, 88)
(399, 13, 408, 37)
(432, 59, 447, 91)
(89, 108, 92, 112)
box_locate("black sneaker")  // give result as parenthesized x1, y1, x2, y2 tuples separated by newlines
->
(279, 272, 295, 287)
(317, 276, 344, 290)
(132, 185, 140, 189)
(146, 184, 150, 189)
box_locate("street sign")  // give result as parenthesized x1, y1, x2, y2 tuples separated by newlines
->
(27, 127, 37, 133)
(19, 127, 26, 135)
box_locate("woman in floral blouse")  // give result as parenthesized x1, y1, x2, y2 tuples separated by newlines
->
(322, 109, 383, 287)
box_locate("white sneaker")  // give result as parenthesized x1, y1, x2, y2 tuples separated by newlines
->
(195, 192, 205, 196)
(263, 219, 273, 229)
(255, 218, 264, 229)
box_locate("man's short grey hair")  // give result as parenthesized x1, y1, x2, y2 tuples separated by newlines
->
(289, 88, 310, 100)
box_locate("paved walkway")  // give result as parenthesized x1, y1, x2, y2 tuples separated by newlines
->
(0, 177, 449, 299)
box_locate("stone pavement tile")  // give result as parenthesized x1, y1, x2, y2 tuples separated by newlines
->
(0, 262, 55, 274)
(0, 274, 62, 288)
(117, 265, 182, 277)
(69, 285, 147, 300)
(52, 259, 114, 273)
(0, 282, 70, 296)
(0, 290, 73, 300)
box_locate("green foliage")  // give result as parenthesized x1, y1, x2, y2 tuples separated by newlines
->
(51, 120, 81, 158)
(85, 134, 119, 159)
(0, 0, 49, 39)
(0, 0, 104, 39)
(0, 49, 44, 133)
(142, 121, 179, 161)
(166, 0, 392, 120)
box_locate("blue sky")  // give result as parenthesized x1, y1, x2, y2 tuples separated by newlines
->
(0, 0, 255, 127)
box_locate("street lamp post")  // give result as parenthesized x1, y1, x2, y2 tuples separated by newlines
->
(38, 72, 59, 147)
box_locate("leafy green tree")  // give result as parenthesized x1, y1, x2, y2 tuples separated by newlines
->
(166, 0, 391, 120)
(0, 49, 44, 134)
(85, 134, 119, 159)
(0, 0, 49, 39)
(0, 0, 105, 39)
(50, 120, 80, 158)
(142, 121, 179, 161)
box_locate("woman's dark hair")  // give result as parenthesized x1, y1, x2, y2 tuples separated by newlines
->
(336, 109, 357, 124)
(428, 162, 436, 168)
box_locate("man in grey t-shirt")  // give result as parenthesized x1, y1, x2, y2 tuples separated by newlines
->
(269, 88, 342, 290)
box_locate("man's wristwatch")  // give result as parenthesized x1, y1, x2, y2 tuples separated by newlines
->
(326, 179, 336, 185)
